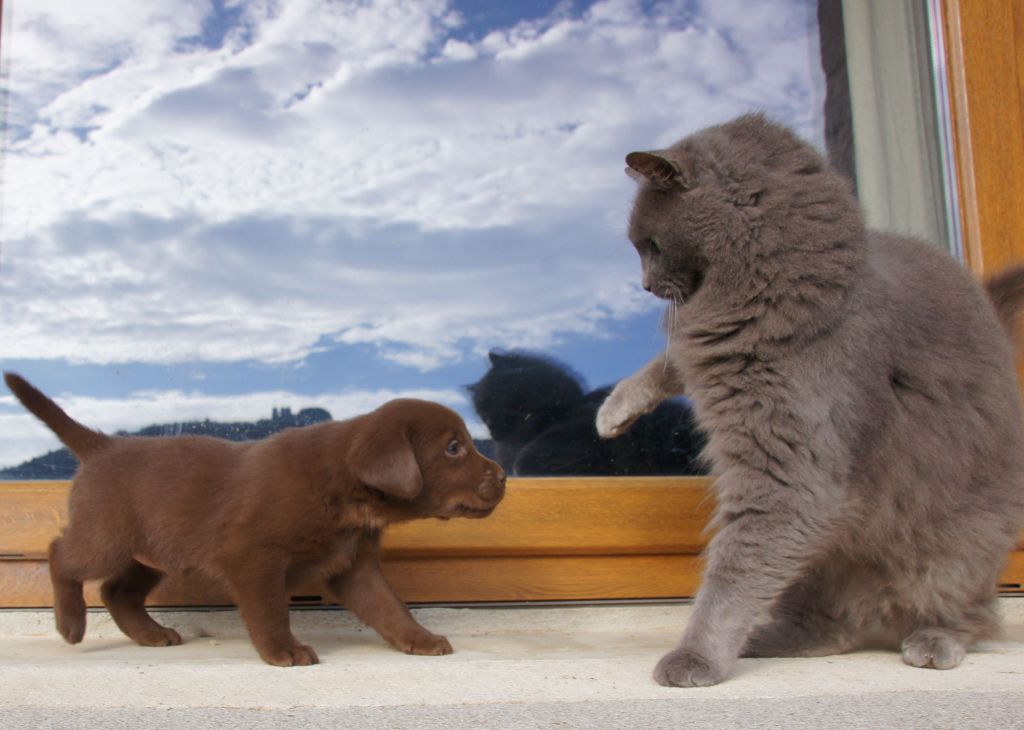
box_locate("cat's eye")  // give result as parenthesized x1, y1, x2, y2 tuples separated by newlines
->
(445, 439, 463, 457)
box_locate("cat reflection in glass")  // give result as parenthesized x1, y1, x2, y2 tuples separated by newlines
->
(469, 350, 706, 477)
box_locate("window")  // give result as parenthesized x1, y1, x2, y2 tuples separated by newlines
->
(0, 0, 829, 480)
(1, 0, 1020, 606)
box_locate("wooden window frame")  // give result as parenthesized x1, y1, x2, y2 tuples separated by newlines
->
(1, 0, 1023, 608)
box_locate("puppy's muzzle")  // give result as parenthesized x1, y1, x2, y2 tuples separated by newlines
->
(458, 466, 507, 518)
(477, 465, 506, 502)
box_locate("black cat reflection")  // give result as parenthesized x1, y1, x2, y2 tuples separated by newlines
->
(469, 351, 707, 477)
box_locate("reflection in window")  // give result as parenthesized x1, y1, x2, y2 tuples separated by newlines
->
(469, 351, 706, 476)
(0, 0, 949, 479)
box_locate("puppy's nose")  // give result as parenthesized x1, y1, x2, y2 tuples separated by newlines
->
(477, 467, 506, 502)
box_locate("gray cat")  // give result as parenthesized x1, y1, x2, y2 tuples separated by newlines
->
(596, 113, 1024, 687)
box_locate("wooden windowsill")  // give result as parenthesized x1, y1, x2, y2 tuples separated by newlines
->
(1, 477, 1021, 608)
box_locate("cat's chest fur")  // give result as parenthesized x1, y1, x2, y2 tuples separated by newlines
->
(668, 320, 857, 486)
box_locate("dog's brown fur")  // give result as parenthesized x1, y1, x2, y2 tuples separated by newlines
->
(4, 373, 505, 666)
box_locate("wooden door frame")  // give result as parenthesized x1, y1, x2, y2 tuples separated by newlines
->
(943, 0, 1024, 275)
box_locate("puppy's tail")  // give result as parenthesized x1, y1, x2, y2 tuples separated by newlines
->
(4, 373, 110, 458)
(985, 265, 1024, 353)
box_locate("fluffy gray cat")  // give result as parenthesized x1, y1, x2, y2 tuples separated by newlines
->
(596, 113, 1024, 687)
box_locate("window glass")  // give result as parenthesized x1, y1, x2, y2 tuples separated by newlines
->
(0, 0, 947, 479)
(838, 0, 958, 257)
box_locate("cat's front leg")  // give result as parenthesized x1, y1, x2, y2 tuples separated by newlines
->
(596, 353, 684, 438)
(654, 470, 835, 687)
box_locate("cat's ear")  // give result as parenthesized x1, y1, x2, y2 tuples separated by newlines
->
(488, 351, 508, 367)
(625, 151, 694, 189)
(624, 166, 646, 182)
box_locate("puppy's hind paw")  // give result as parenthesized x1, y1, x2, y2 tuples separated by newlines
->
(653, 648, 727, 688)
(56, 615, 86, 645)
(54, 587, 87, 644)
(263, 644, 320, 667)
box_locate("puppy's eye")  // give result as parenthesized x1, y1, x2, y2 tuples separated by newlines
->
(648, 237, 662, 254)
(446, 439, 463, 457)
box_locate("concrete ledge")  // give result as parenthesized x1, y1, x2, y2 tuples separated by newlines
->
(2, 600, 1023, 728)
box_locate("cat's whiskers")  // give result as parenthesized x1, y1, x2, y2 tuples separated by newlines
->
(663, 300, 678, 371)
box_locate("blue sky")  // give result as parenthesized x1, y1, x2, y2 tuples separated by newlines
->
(0, 0, 824, 467)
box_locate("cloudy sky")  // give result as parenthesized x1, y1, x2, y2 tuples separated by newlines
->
(0, 0, 825, 468)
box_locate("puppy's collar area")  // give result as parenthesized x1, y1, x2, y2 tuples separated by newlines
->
(360, 484, 415, 511)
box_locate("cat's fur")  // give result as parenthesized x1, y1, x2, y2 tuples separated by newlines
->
(596, 113, 1024, 687)
(469, 350, 705, 476)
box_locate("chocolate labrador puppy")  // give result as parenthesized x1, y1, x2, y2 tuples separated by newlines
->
(5, 372, 505, 666)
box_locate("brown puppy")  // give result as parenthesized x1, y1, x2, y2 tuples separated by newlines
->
(4, 372, 505, 666)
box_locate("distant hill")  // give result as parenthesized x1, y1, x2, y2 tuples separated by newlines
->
(1, 406, 497, 480)
(0, 406, 332, 481)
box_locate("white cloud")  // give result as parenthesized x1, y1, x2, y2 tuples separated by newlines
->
(2, 0, 824, 368)
(7, 0, 822, 234)
(2, 209, 652, 367)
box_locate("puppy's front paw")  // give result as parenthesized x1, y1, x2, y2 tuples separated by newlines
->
(653, 647, 726, 687)
(402, 632, 453, 656)
(596, 387, 644, 439)
(263, 644, 320, 667)
(136, 626, 183, 647)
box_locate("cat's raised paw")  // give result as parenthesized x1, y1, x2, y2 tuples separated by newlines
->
(901, 628, 966, 670)
(596, 392, 642, 439)
(653, 647, 726, 687)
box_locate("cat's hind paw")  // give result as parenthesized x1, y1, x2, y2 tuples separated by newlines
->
(901, 628, 966, 670)
(653, 647, 727, 687)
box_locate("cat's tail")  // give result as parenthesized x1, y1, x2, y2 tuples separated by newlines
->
(985, 265, 1024, 353)
(3, 373, 110, 458)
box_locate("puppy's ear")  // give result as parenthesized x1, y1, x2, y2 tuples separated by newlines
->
(349, 419, 423, 501)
